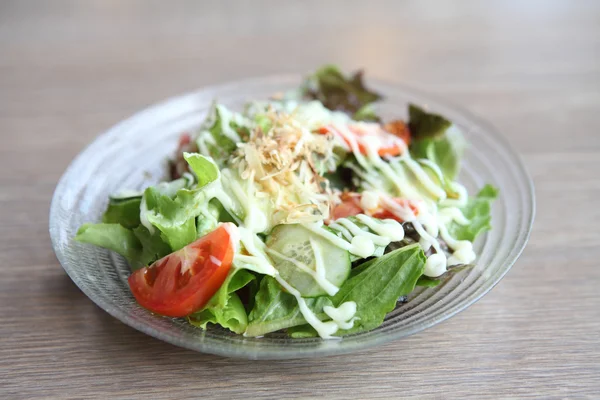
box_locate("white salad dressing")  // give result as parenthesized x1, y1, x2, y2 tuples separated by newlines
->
(266, 247, 340, 296)
(273, 275, 340, 339)
(325, 121, 478, 278)
(323, 302, 358, 330)
(305, 215, 405, 259)
(360, 190, 380, 212)
(310, 238, 339, 296)
(196, 132, 216, 156)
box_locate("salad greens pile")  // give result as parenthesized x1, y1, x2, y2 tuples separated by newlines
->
(76, 65, 497, 339)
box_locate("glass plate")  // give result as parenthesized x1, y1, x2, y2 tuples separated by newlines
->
(50, 75, 535, 359)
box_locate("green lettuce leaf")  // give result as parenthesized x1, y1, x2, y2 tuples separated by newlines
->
(408, 104, 452, 141)
(75, 223, 144, 268)
(188, 293, 248, 334)
(188, 268, 256, 334)
(416, 263, 474, 288)
(183, 152, 219, 187)
(416, 276, 441, 288)
(132, 225, 171, 268)
(353, 103, 380, 122)
(410, 127, 466, 182)
(408, 104, 466, 181)
(447, 184, 499, 242)
(302, 65, 382, 119)
(245, 277, 333, 337)
(287, 324, 318, 339)
(102, 197, 141, 229)
(333, 244, 426, 335)
(142, 187, 202, 251)
(141, 155, 222, 251)
(194, 104, 249, 165)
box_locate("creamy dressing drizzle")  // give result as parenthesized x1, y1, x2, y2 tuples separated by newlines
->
(273, 275, 340, 339)
(309, 238, 338, 296)
(327, 122, 477, 278)
(306, 215, 404, 259)
(324, 302, 359, 330)
(266, 247, 339, 296)
(196, 132, 216, 156)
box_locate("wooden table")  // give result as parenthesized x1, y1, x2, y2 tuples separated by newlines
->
(1, 1, 599, 398)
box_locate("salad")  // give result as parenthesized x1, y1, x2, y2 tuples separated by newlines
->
(76, 66, 497, 339)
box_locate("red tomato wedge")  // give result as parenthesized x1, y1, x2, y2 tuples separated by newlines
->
(128, 223, 237, 317)
(331, 193, 419, 222)
(318, 123, 408, 157)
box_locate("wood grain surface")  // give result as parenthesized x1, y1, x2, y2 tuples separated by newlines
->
(1, 0, 599, 398)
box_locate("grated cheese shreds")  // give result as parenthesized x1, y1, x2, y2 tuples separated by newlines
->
(231, 106, 340, 225)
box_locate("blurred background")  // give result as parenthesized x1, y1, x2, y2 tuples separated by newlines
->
(1, 0, 599, 398)
(2, 0, 599, 189)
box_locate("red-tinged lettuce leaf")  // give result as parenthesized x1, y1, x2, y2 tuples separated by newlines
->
(302, 65, 382, 120)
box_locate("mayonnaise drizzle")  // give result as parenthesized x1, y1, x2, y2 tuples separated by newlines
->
(273, 275, 340, 339)
(306, 215, 404, 259)
(327, 121, 478, 278)
(266, 246, 339, 296)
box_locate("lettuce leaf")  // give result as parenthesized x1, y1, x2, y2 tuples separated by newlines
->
(183, 152, 220, 187)
(302, 65, 382, 120)
(287, 324, 318, 338)
(132, 225, 171, 268)
(75, 223, 145, 268)
(447, 184, 499, 242)
(408, 104, 452, 141)
(245, 277, 333, 337)
(141, 154, 221, 251)
(194, 104, 250, 165)
(333, 244, 426, 335)
(410, 127, 466, 182)
(416, 263, 474, 288)
(142, 187, 202, 251)
(102, 197, 141, 229)
(188, 293, 248, 334)
(408, 104, 465, 181)
(188, 268, 256, 334)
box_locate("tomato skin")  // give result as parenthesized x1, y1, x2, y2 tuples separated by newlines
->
(317, 123, 408, 157)
(331, 194, 419, 223)
(371, 198, 419, 221)
(128, 223, 236, 317)
(331, 193, 363, 220)
(383, 120, 411, 147)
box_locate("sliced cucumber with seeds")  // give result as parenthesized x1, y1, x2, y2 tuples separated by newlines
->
(266, 224, 351, 297)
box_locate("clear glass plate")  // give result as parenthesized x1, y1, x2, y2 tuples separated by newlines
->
(49, 75, 535, 359)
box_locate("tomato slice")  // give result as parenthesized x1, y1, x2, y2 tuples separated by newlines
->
(383, 120, 411, 147)
(331, 193, 364, 220)
(371, 198, 419, 221)
(331, 193, 419, 223)
(318, 123, 408, 157)
(128, 223, 237, 317)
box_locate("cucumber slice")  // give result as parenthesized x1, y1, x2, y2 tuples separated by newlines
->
(266, 224, 351, 297)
